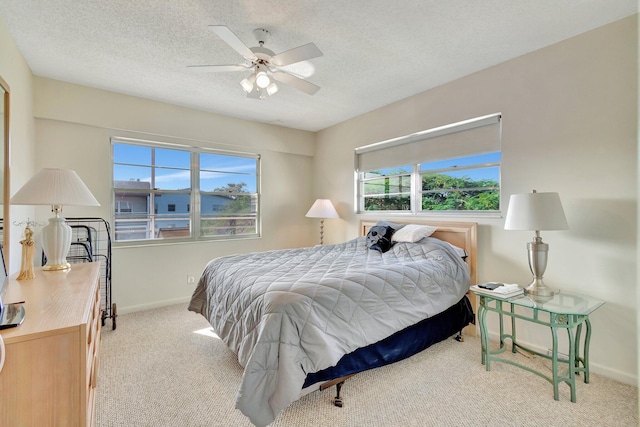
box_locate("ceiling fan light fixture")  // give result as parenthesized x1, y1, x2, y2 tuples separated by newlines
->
(256, 72, 270, 89)
(255, 65, 271, 89)
(194, 25, 323, 98)
(266, 82, 279, 96)
(240, 74, 256, 93)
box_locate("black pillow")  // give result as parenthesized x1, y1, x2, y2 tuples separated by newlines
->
(366, 225, 394, 253)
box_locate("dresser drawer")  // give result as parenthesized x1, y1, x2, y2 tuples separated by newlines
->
(0, 263, 101, 427)
(87, 324, 101, 389)
(86, 327, 100, 427)
(86, 285, 101, 348)
(86, 285, 101, 391)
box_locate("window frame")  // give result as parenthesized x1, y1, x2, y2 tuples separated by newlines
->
(359, 166, 413, 213)
(355, 114, 502, 216)
(111, 138, 261, 245)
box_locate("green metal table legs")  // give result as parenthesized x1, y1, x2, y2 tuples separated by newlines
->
(550, 320, 577, 402)
(477, 296, 592, 403)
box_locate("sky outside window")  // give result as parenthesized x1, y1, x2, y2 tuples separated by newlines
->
(420, 152, 501, 181)
(114, 144, 255, 192)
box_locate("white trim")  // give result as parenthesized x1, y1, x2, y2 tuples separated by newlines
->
(116, 296, 192, 315)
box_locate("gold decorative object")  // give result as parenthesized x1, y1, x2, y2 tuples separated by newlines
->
(16, 220, 38, 280)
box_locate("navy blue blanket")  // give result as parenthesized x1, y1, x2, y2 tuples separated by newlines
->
(303, 296, 474, 387)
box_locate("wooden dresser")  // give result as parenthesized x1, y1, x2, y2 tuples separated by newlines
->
(0, 262, 102, 427)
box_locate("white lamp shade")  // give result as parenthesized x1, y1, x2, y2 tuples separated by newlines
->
(11, 168, 100, 207)
(306, 199, 339, 219)
(11, 168, 99, 271)
(504, 191, 568, 231)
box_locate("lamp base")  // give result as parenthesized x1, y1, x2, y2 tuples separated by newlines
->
(42, 262, 71, 271)
(41, 215, 72, 272)
(524, 278, 557, 297)
(525, 238, 557, 297)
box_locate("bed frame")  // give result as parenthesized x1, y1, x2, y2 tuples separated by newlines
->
(317, 219, 479, 406)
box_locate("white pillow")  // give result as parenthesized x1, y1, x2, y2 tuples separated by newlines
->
(391, 224, 437, 243)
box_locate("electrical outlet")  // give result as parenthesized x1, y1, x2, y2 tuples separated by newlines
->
(187, 275, 196, 284)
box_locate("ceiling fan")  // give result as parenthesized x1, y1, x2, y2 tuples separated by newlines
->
(189, 26, 323, 99)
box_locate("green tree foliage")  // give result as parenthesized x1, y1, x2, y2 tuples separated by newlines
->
(364, 196, 410, 211)
(203, 182, 255, 236)
(212, 183, 248, 194)
(422, 174, 499, 211)
(363, 172, 499, 211)
(212, 182, 251, 213)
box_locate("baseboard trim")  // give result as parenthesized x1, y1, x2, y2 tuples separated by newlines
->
(117, 296, 192, 315)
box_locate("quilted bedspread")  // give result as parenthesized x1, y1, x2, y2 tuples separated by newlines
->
(188, 236, 470, 426)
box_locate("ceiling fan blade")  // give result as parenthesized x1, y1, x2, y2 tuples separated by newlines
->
(208, 25, 257, 61)
(271, 71, 320, 95)
(270, 43, 323, 67)
(187, 64, 250, 73)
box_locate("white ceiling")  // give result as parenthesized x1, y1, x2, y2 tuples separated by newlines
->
(0, 1, 636, 132)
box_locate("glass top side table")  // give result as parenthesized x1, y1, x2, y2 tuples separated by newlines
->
(471, 289, 604, 402)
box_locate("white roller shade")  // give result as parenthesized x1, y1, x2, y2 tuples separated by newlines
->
(356, 113, 501, 171)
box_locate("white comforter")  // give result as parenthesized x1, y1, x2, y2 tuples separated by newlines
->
(188, 236, 470, 426)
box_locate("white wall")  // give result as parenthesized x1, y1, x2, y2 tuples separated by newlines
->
(32, 78, 318, 313)
(0, 18, 36, 275)
(315, 16, 638, 384)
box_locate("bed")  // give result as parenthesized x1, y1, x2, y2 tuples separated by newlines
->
(188, 219, 477, 427)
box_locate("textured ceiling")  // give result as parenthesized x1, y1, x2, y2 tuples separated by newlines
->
(0, 1, 636, 131)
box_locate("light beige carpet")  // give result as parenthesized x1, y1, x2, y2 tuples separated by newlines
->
(96, 304, 638, 427)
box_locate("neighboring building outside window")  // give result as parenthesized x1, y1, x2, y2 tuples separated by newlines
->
(112, 140, 259, 243)
(115, 200, 132, 213)
(355, 113, 501, 214)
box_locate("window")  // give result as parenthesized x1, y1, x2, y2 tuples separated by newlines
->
(115, 201, 132, 213)
(361, 167, 412, 211)
(355, 114, 501, 214)
(199, 153, 259, 237)
(420, 152, 500, 211)
(112, 140, 259, 242)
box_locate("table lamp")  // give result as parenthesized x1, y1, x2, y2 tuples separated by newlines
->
(504, 190, 568, 296)
(305, 199, 339, 245)
(10, 168, 100, 271)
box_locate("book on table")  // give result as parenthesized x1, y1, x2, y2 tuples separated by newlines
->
(471, 283, 524, 298)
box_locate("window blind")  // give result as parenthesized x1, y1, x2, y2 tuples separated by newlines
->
(355, 113, 501, 172)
